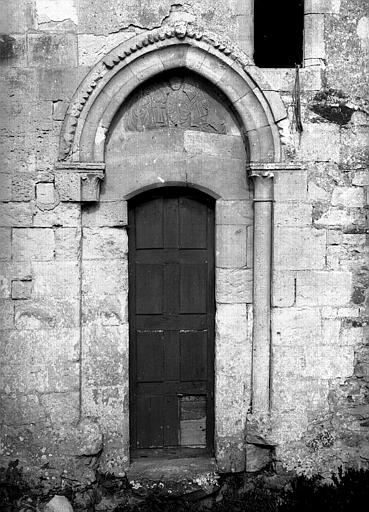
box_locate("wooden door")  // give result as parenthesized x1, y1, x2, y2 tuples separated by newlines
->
(129, 188, 215, 458)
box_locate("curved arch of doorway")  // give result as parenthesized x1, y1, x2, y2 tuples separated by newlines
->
(57, 26, 285, 165)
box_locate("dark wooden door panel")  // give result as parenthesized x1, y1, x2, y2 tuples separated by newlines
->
(129, 188, 215, 457)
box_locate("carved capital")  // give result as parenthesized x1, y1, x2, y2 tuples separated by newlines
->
(54, 162, 105, 202)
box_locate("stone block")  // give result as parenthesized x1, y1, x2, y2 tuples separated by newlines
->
(272, 308, 321, 346)
(274, 171, 308, 201)
(52, 100, 68, 121)
(272, 271, 295, 307)
(83, 324, 128, 387)
(82, 201, 127, 227)
(11, 174, 35, 202)
(0, 262, 32, 298)
(340, 127, 369, 170)
(82, 385, 127, 431)
(303, 345, 355, 379)
(0, 394, 48, 425)
(82, 227, 128, 260)
(40, 392, 79, 427)
(246, 225, 253, 268)
(341, 326, 363, 347)
(0, 228, 11, 261)
(11, 279, 32, 299)
(274, 227, 326, 270)
(37, 67, 88, 101)
(216, 268, 253, 304)
(12, 228, 55, 261)
(0, 203, 33, 227)
(216, 303, 248, 350)
(322, 319, 341, 345)
(33, 203, 81, 227)
(45, 496, 74, 512)
(14, 298, 79, 329)
(314, 207, 366, 229)
(83, 292, 128, 326)
(296, 271, 352, 306)
(216, 225, 247, 268)
(304, 14, 325, 61)
(331, 187, 365, 207)
(305, 0, 341, 14)
(82, 260, 128, 297)
(274, 203, 312, 226)
(298, 124, 340, 162)
(1, 328, 79, 366)
(0, 361, 79, 394)
(352, 171, 369, 186)
(55, 228, 80, 260)
(0, 174, 11, 201)
(27, 33, 78, 68)
(0, 34, 27, 67)
(215, 200, 253, 225)
(36, 182, 55, 204)
(262, 67, 322, 92)
(0, 0, 37, 33)
(0, 300, 14, 330)
(184, 131, 246, 160)
(307, 182, 330, 202)
(32, 261, 80, 298)
(246, 444, 273, 472)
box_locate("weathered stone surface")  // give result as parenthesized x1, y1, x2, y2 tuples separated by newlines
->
(82, 201, 127, 227)
(274, 203, 312, 226)
(272, 308, 321, 346)
(215, 200, 253, 225)
(304, 14, 326, 61)
(0, 0, 36, 33)
(76, 418, 103, 456)
(40, 392, 79, 427)
(246, 444, 273, 472)
(274, 171, 308, 201)
(45, 495, 74, 512)
(0, 300, 14, 330)
(296, 271, 352, 306)
(14, 298, 79, 329)
(12, 228, 55, 261)
(272, 271, 295, 307)
(0, 203, 33, 227)
(332, 186, 365, 207)
(0, 228, 11, 261)
(33, 203, 81, 227)
(11, 174, 35, 201)
(27, 33, 78, 68)
(82, 227, 128, 260)
(55, 228, 80, 260)
(298, 124, 340, 162)
(216, 268, 252, 304)
(216, 225, 247, 268)
(274, 227, 326, 270)
(32, 261, 80, 298)
(11, 279, 32, 300)
(0, 394, 48, 426)
(314, 206, 366, 229)
(82, 260, 128, 297)
(305, 0, 341, 14)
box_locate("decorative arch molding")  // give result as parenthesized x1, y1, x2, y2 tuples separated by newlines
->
(57, 25, 286, 167)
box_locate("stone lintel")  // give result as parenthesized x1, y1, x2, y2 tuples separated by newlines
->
(55, 162, 105, 202)
(247, 162, 304, 178)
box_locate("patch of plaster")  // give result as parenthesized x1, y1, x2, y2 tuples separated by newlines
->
(36, 0, 78, 25)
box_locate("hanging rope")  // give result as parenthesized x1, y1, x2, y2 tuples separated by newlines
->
(292, 64, 303, 135)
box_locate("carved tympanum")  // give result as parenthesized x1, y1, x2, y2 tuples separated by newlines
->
(122, 74, 229, 134)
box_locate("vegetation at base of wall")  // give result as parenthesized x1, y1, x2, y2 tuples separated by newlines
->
(1, 463, 369, 511)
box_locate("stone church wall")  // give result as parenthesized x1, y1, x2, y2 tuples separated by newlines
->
(0, 0, 368, 486)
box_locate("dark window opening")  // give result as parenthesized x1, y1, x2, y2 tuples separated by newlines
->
(254, 0, 304, 68)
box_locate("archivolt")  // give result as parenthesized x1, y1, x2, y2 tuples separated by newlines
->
(58, 25, 285, 164)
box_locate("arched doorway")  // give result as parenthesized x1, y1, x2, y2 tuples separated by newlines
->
(128, 187, 215, 458)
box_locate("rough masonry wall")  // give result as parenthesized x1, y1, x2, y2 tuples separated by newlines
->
(268, 0, 369, 475)
(0, 0, 368, 486)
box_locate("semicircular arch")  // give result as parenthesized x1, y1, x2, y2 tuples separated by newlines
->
(58, 27, 285, 164)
